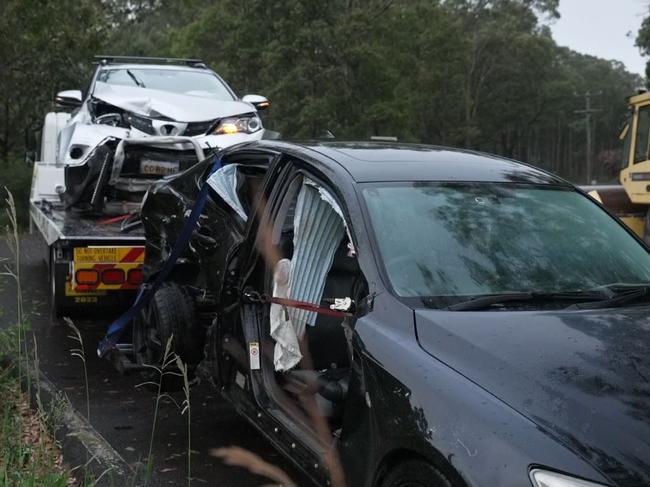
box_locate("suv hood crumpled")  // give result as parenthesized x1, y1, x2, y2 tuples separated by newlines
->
(92, 81, 255, 122)
(414, 307, 650, 485)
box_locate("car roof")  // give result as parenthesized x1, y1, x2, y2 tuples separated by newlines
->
(99, 64, 211, 73)
(258, 140, 568, 185)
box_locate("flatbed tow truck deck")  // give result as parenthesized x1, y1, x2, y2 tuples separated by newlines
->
(31, 199, 146, 317)
(30, 200, 144, 243)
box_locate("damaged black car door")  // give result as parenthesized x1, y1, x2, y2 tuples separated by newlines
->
(134, 149, 275, 376)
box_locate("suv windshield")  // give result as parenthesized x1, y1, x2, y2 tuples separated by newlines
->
(362, 182, 650, 308)
(96, 68, 235, 100)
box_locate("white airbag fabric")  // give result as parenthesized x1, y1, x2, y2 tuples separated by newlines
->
(271, 179, 345, 371)
(270, 259, 302, 370)
(206, 164, 248, 221)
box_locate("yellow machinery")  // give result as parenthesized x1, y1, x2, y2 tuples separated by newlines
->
(588, 90, 650, 241)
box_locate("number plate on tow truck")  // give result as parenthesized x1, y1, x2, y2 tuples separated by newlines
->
(140, 159, 179, 176)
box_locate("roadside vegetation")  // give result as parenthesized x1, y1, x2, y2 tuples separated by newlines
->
(0, 161, 30, 230)
(0, 361, 70, 486)
(0, 190, 72, 485)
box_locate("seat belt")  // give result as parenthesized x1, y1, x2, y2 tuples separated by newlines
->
(96, 154, 223, 358)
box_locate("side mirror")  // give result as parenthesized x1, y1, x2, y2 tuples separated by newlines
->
(55, 90, 82, 109)
(242, 94, 270, 111)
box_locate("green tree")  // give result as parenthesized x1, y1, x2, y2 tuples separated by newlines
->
(0, 0, 110, 161)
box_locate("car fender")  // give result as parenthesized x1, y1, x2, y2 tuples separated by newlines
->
(344, 294, 610, 487)
(57, 122, 129, 167)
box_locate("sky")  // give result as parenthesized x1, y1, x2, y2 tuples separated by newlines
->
(549, 0, 648, 76)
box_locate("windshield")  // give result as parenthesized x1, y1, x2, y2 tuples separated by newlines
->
(96, 68, 235, 100)
(362, 182, 650, 307)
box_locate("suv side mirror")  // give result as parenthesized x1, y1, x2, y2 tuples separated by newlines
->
(55, 90, 82, 109)
(242, 94, 270, 111)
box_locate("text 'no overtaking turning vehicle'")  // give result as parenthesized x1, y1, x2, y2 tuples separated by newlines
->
(117, 141, 649, 487)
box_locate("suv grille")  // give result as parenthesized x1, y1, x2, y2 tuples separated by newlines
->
(184, 119, 216, 136)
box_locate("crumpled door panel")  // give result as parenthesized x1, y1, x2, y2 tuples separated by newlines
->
(141, 157, 263, 302)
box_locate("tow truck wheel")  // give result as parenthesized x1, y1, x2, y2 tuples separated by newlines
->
(133, 283, 203, 389)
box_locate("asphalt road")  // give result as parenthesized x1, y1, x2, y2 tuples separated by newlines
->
(0, 233, 307, 486)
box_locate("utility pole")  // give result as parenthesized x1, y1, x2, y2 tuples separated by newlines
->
(575, 91, 602, 184)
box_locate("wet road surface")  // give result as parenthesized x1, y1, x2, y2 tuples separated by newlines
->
(0, 234, 308, 486)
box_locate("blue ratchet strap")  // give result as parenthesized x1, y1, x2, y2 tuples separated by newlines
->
(96, 155, 223, 357)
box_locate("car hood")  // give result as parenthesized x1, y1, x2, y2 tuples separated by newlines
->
(92, 81, 255, 122)
(415, 307, 650, 485)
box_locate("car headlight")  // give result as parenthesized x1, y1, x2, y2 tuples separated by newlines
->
(126, 113, 155, 135)
(530, 469, 609, 487)
(213, 114, 262, 135)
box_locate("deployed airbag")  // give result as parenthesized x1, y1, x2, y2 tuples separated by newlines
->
(271, 179, 346, 370)
(270, 259, 302, 371)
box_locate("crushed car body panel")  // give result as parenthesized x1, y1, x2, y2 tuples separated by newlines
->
(92, 81, 257, 123)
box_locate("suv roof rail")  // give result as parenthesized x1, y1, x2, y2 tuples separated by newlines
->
(94, 55, 207, 68)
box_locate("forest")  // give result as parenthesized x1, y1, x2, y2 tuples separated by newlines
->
(1, 0, 649, 226)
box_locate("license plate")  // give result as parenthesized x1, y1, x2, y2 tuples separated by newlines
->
(140, 159, 179, 176)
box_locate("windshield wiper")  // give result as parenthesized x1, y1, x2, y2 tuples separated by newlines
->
(445, 290, 609, 312)
(126, 69, 145, 88)
(566, 283, 650, 310)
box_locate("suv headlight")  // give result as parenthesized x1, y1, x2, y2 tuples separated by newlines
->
(530, 469, 608, 487)
(213, 114, 262, 135)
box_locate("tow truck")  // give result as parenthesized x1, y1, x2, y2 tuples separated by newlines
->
(29, 55, 272, 320)
(30, 125, 207, 319)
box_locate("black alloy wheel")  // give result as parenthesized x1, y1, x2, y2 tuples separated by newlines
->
(381, 459, 454, 487)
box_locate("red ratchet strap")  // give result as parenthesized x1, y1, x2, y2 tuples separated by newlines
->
(269, 296, 346, 319)
(244, 290, 347, 318)
(98, 214, 131, 225)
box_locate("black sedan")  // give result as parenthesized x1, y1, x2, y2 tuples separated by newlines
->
(134, 141, 650, 487)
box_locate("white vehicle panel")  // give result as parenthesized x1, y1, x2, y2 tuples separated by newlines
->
(92, 82, 255, 122)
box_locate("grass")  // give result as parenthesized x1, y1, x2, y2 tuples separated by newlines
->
(0, 188, 74, 485)
(0, 160, 31, 230)
(135, 336, 194, 486)
(0, 363, 71, 485)
(64, 318, 90, 422)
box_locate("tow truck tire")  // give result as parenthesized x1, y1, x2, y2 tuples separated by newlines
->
(133, 283, 203, 389)
(380, 459, 454, 487)
(49, 247, 68, 324)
